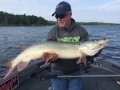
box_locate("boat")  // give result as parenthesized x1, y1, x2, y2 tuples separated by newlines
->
(0, 58, 120, 90)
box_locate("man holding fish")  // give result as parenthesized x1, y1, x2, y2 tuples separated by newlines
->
(4, 1, 107, 90)
(41, 1, 101, 90)
(20, 1, 89, 90)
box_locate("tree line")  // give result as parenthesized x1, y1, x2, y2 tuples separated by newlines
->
(0, 11, 119, 26)
(77, 22, 120, 25)
(0, 11, 56, 26)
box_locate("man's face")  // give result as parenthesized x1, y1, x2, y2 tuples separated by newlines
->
(55, 12, 72, 28)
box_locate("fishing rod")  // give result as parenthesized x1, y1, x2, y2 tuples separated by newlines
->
(40, 74, 120, 85)
(40, 74, 120, 78)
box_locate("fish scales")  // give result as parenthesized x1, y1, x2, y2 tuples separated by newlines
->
(22, 41, 81, 59)
(11, 41, 80, 69)
(3, 38, 109, 79)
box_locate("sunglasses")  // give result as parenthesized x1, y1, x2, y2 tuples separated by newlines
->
(55, 13, 69, 19)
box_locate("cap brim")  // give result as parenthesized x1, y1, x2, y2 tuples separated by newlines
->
(52, 12, 55, 16)
(52, 10, 66, 16)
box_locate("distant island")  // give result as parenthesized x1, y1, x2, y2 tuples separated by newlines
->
(0, 11, 120, 26)
(0, 11, 55, 26)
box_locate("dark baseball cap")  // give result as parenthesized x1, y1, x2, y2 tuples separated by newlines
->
(52, 1, 71, 16)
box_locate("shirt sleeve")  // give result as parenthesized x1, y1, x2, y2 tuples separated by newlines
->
(77, 25, 89, 41)
(47, 28, 56, 41)
(80, 29, 89, 41)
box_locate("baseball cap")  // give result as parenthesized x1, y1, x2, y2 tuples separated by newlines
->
(52, 1, 71, 16)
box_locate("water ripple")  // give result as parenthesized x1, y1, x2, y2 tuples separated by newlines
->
(0, 25, 120, 77)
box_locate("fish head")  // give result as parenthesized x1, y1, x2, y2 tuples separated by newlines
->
(78, 38, 109, 56)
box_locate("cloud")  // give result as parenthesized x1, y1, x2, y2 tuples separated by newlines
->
(71, 0, 120, 23)
(72, 0, 120, 11)
(0, 0, 120, 23)
(98, 0, 120, 11)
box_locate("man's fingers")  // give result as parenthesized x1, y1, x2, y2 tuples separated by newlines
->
(49, 54, 58, 60)
(44, 58, 49, 65)
(42, 52, 58, 63)
(42, 52, 50, 60)
(53, 54, 58, 60)
(42, 52, 47, 60)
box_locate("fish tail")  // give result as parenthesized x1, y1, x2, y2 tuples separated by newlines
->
(3, 60, 14, 79)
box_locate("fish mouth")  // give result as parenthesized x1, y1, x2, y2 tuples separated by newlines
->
(87, 39, 109, 50)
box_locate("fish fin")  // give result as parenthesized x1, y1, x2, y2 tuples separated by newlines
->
(3, 68, 13, 79)
(76, 54, 85, 64)
(5, 60, 11, 67)
(76, 57, 82, 64)
(17, 60, 29, 71)
(82, 57, 87, 68)
(3, 60, 14, 79)
(76, 55, 87, 68)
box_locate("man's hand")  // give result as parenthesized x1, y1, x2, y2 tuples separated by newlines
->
(42, 52, 58, 63)
(19, 45, 29, 51)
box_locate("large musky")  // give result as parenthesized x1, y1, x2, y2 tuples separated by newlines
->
(0, 0, 120, 23)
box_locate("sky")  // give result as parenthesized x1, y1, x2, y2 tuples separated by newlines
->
(0, 0, 120, 23)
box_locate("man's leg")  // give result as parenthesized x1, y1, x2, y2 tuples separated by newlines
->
(51, 70, 68, 90)
(68, 69, 82, 90)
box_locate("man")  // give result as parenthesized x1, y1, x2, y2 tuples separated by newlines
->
(42, 1, 88, 90)
(20, 1, 101, 90)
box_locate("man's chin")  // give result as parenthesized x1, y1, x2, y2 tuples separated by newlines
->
(58, 22, 65, 27)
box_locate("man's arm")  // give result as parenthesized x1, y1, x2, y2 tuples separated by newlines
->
(42, 28, 58, 62)
(78, 26, 89, 41)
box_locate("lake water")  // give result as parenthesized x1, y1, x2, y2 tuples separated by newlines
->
(0, 25, 120, 77)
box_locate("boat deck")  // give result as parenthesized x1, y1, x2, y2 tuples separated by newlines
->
(16, 66, 120, 90)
